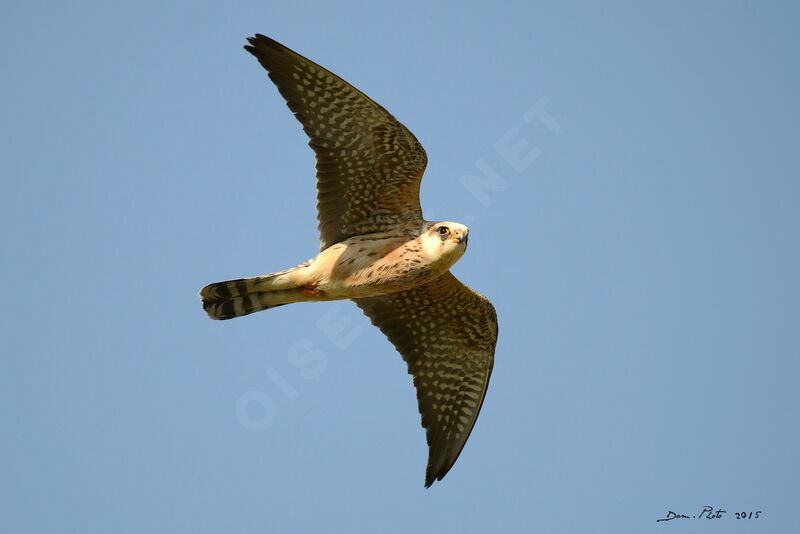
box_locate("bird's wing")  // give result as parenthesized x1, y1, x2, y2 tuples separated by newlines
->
(354, 272, 498, 487)
(245, 35, 428, 249)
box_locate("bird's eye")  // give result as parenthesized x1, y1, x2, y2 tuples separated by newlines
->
(437, 226, 449, 236)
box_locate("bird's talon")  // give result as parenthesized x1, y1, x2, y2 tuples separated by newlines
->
(301, 284, 322, 297)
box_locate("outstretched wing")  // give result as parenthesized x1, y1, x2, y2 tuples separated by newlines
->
(354, 272, 498, 487)
(245, 35, 428, 249)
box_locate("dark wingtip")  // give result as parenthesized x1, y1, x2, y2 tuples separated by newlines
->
(424, 468, 439, 488)
(245, 34, 282, 50)
(244, 34, 259, 55)
(244, 34, 287, 61)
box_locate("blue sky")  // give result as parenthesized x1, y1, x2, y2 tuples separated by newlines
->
(2, 1, 798, 532)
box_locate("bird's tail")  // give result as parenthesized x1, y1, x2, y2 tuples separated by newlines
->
(199, 262, 315, 320)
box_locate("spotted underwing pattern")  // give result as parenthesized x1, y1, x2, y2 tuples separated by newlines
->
(245, 35, 427, 250)
(208, 35, 501, 487)
(356, 273, 498, 487)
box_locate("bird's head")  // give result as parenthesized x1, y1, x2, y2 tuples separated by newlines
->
(422, 221, 469, 267)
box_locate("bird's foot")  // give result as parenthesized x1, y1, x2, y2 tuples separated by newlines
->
(300, 284, 323, 297)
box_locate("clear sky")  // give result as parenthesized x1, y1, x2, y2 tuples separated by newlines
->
(2, 1, 798, 533)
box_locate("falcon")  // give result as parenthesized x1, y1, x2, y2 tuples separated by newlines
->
(200, 35, 498, 487)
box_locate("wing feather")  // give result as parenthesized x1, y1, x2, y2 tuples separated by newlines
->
(354, 272, 498, 487)
(244, 35, 428, 249)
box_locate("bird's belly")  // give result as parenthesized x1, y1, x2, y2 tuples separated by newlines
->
(315, 236, 445, 298)
(329, 263, 443, 298)
(348, 261, 442, 297)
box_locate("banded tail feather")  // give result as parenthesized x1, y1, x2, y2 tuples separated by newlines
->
(202, 289, 301, 320)
(200, 264, 312, 320)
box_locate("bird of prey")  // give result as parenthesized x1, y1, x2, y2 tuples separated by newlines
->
(200, 35, 498, 487)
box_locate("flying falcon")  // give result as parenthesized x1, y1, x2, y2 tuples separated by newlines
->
(200, 35, 498, 487)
